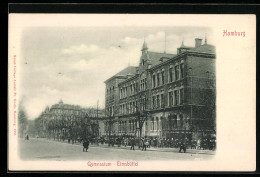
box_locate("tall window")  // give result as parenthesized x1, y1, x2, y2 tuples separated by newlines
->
(130, 85, 132, 95)
(174, 90, 179, 105)
(168, 91, 173, 106)
(169, 68, 173, 82)
(180, 63, 184, 79)
(157, 95, 160, 108)
(175, 65, 180, 80)
(152, 96, 156, 109)
(157, 73, 160, 86)
(112, 86, 114, 97)
(161, 94, 164, 108)
(129, 102, 132, 113)
(144, 78, 147, 90)
(161, 71, 165, 85)
(180, 88, 184, 105)
(153, 75, 156, 88)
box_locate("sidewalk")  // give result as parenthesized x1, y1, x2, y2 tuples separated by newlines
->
(89, 143, 216, 155)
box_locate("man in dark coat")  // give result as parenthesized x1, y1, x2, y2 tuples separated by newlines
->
(141, 138, 147, 151)
(130, 138, 135, 150)
(179, 138, 187, 153)
(83, 139, 90, 152)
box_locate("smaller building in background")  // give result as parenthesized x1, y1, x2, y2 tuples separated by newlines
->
(35, 99, 105, 142)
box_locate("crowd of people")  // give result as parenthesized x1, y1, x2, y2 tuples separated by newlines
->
(82, 136, 216, 152)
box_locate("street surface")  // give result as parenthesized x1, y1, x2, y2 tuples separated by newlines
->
(19, 138, 215, 161)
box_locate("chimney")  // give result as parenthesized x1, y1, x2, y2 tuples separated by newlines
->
(195, 38, 202, 48)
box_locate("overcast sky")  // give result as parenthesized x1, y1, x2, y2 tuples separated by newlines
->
(20, 26, 213, 120)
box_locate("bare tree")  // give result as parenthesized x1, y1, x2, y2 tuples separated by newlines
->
(122, 96, 150, 146)
(105, 106, 119, 146)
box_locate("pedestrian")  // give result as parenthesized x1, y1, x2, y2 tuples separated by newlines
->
(83, 139, 90, 152)
(141, 138, 147, 151)
(124, 138, 128, 147)
(191, 139, 196, 149)
(117, 137, 121, 147)
(130, 138, 135, 150)
(167, 139, 170, 148)
(197, 139, 201, 149)
(179, 138, 187, 153)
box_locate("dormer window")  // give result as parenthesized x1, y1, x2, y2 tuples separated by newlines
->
(142, 59, 145, 66)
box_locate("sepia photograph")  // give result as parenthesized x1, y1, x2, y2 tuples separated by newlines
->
(8, 14, 255, 171)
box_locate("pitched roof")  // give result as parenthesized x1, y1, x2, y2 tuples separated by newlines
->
(192, 44, 215, 53)
(147, 51, 176, 66)
(50, 103, 82, 110)
(179, 45, 194, 49)
(114, 66, 137, 76)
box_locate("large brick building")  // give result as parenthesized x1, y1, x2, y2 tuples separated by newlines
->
(104, 37, 216, 141)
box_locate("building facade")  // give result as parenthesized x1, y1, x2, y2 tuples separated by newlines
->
(35, 100, 105, 141)
(105, 37, 216, 141)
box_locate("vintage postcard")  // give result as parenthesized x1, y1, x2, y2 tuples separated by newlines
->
(8, 14, 256, 171)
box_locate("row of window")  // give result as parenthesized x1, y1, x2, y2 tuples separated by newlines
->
(106, 86, 115, 99)
(161, 114, 184, 129)
(146, 114, 185, 131)
(104, 114, 185, 132)
(119, 97, 147, 115)
(120, 82, 138, 99)
(152, 63, 185, 88)
(117, 64, 185, 100)
(151, 88, 184, 109)
(119, 101, 137, 115)
(168, 89, 184, 106)
(118, 88, 185, 115)
(51, 109, 81, 115)
(118, 120, 137, 132)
